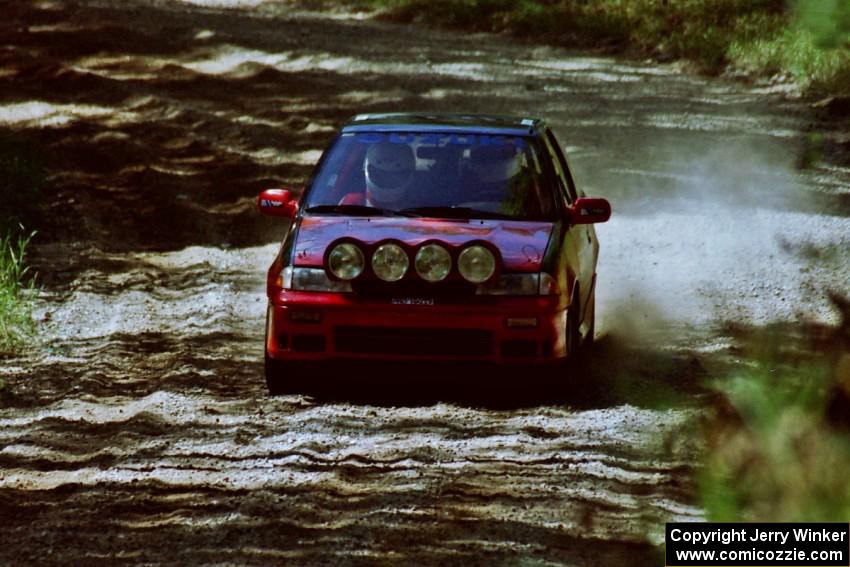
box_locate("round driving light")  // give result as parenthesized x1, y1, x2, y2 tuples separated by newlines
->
(458, 245, 496, 283)
(415, 244, 452, 283)
(328, 242, 365, 281)
(371, 243, 409, 282)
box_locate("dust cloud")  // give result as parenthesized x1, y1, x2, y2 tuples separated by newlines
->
(591, 134, 850, 335)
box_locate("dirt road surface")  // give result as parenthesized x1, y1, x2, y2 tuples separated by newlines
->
(1, 0, 849, 564)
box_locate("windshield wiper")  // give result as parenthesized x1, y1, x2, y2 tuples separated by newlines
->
(304, 204, 399, 217)
(397, 206, 517, 220)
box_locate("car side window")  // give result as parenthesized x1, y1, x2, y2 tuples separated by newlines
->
(544, 129, 578, 203)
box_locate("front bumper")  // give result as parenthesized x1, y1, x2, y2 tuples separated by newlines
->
(265, 291, 568, 363)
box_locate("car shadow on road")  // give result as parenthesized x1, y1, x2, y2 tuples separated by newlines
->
(291, 332, 709, 411)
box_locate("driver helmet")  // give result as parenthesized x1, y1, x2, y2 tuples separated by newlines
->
(470, 144, 521, 184)
(364, 142, 415, 206)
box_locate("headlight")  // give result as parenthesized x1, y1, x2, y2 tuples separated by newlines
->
(415, 244, 451, 282)
(458, 245, 496, 284)
(476, 272, 559, 295)
(283, 267, 352, 292)
(538, 272, 559, 295)
(372, 243, 409, 282)
(476, 273, 539, 295)
(328, 242, 365, 280)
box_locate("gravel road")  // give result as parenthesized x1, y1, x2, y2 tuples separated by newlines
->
(1, 0, 848, 564)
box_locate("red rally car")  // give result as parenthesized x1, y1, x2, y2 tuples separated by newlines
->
(258, 113, 611, 394)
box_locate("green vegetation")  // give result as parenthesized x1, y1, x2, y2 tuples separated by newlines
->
(701, 331, 850, 520)
(0, 134, 44, 354)
(365, 0, 850, 95)
(0, 230, 37, 354)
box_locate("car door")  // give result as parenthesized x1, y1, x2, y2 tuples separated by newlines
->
(542, 128, 596, 313)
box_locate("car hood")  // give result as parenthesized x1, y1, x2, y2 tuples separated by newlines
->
(292, 216, 554, 272)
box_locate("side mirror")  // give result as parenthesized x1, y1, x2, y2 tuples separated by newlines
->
(570, 197, 611, 224)
(258, 188, 298, 218)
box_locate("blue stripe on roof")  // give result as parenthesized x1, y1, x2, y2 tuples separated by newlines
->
(341, 124, 535, 136)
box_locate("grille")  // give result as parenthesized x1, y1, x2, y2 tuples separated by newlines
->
(334, 326, 493, 357)
(291, 334, 326, 352)
(352, 279, 478, 303)
(501, 339, 538, 358)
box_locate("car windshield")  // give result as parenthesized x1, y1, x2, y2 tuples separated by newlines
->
(302, 132, 556, 221)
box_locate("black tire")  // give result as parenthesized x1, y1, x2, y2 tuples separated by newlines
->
(546, 299, 582, 393)
(566, 296, 582, 362)
(264, 353, 290, 396)
(264, 308, 309, 396)
(583, 289, 596, 348)
(264, 307, 286, 395)
(548, 298, 579, 378)
(265, 355, 324, 396)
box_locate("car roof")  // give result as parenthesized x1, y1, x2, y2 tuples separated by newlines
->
(341, 112, 546, 136)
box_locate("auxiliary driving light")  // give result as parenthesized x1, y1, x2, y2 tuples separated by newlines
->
(328, 242, 365, 280)
(372, 243, 409, 282)
(415, 244, 452, 282)
(458, 245, 496, 284)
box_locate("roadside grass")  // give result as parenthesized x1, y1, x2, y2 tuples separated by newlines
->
(0, 230, 37, 356)
(364, 0, 850, 95)
(729, 27, 850, 92)
(0, 134, 44, 356)
(701, 317, 850, 521)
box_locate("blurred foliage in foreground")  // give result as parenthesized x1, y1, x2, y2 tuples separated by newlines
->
(367, 0, 850, 94)
(701, 296, 850, 521)
(0, 134, 43, 354)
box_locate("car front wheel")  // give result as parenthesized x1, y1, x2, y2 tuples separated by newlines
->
(264, 354, 291, 395)
(566, 297, 582, 362)
(583, 288, 595, 348)
(265, 352, 330, 396)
